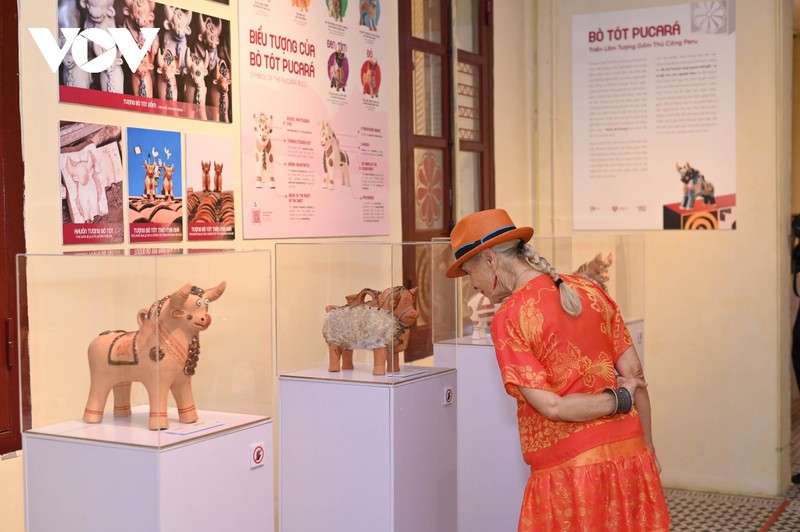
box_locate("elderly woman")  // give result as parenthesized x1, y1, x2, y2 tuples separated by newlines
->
(446, 209, 670, 531)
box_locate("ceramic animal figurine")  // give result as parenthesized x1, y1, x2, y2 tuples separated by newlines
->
(100, 48, 125, 93)
(293, 0, 311, 11)
(62, 46, 93, 89)
(194, 14, 223, 73)
(83, 282, 226, 430)
(65, 151, 102, 223)
(466, 292, 497, 340)
(329, 46, 346, 91)
(80, 0, 116, 57)
(328, 0, 344, 22)
(160, 163, 175, 200)
(360, 0, 378, 31)
(201, 160, 211, 193)
(155, 47, 179, 102)
(254, 113, 275, 188)
(162, 5, 192, 64)
(362, 59, 378, 97)
(676, 161, 716, 209)
(208, 60, 231, 123)
(132, 52, 154, 98)
(323, 285, 419, 375)
(122, 0, 158, 66)
(182, 48, 210, 119)
(143, 160, 158, 200)
(573, 252, 613, 292)
(319, 121, 350, 189)
(213, 161, 223, 192)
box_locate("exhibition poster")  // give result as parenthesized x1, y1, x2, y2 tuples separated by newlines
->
(56, 1, 233, 123)
(239, 0, 389, 238)
(185, 133, 236, 241)
(572, 1, 736, 230)
(126, 127, 183, 243)
(59, 121, 125, 245)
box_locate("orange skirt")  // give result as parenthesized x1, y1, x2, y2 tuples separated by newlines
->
(519, 437, 670, 532)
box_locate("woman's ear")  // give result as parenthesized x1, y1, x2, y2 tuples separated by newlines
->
(480, 249, 496, 268)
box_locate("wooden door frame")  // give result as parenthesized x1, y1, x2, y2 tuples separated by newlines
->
(0, 0, 27, 454)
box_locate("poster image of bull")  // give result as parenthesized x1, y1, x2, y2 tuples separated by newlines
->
(360, 57, 380, 98)
(185, 133, 235, 241)
(59, 121, 125, 245)
(56, 0, 233, 123)
(127, 127, 183, 243)
(662, 160, 736, 230)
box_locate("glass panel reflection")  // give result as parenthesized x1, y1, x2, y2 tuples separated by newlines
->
(457, 150, 481, 221)
(414, 148, 445, 231)
(455, 0, 479, 53)
(413, 52, 443, 137)
(412, 0, 442, 43)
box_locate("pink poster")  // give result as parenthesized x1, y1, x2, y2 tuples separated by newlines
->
(185, 133, 235, 241)
(239, 0, 389, 238)
(59, 121, 125, 245)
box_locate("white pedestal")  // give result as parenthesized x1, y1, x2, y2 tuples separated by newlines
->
(434, 338, 528, 532)
(23, 408, 274, 532)
(279, 365, 457, 532)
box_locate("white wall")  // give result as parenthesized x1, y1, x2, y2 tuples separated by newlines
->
(0, 454, 24, 532)
(518, 0, 793, 496)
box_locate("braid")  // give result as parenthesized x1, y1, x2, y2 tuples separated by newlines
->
(519, 242, 583, 317)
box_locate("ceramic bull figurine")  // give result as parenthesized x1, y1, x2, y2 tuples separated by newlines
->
(573, 252, 613, 292)
(83, 281, 226, 430)
(322, 285, 419, 375)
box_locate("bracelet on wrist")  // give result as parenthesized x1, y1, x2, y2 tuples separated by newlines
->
(603, 387, 633, 415)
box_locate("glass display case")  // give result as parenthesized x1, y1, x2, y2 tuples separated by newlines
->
(275, 241, 458, 532)
(18, 250, 274, 532)
(19, 250, 272, 443)
(449, 233, 645, 348)
(274, 240, 458, 379)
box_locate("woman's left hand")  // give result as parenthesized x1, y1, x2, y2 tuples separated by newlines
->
(616, 374, 647, 404)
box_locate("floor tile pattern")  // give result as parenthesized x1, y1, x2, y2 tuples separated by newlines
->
(769, 500, 800, 531)
(664, 398, 800, 531)
(664, 489, 784, 531)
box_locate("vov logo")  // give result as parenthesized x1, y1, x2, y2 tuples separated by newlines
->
(29, 27, 160, 74)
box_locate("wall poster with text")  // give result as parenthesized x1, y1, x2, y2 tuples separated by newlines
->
(572, 1, 736, 230)
(185, 133, 236, 241)
(59, 121, 125, 245)
(239, 0, 389, 238)
(56, 1, 233, 123)
(127, 127, 183, 243)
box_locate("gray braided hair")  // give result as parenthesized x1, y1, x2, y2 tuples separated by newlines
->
(495, 240, 583, 317)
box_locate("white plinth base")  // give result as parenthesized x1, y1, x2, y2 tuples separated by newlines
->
(23, 409, 273, 532)
(279, 364, 457, 532)
(435, 338, 528, 532)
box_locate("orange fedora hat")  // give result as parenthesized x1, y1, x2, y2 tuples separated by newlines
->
(446, 209, 534, 278)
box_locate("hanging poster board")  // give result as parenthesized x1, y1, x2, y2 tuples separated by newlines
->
(239, 0, 389, 238)
(572, 1, 736, 230)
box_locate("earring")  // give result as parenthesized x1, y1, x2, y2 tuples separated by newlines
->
(492, 275, 498, 290)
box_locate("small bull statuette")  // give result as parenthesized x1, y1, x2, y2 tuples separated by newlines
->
(322, 285, 419, 375)
(83, 281, 225, 430)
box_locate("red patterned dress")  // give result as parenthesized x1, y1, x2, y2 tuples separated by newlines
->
(491, 274, 670, 531)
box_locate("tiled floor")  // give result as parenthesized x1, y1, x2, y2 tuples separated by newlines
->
(664, 400, 800, 531)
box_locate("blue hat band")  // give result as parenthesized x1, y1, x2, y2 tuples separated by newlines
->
(454, 225, 517, 260)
